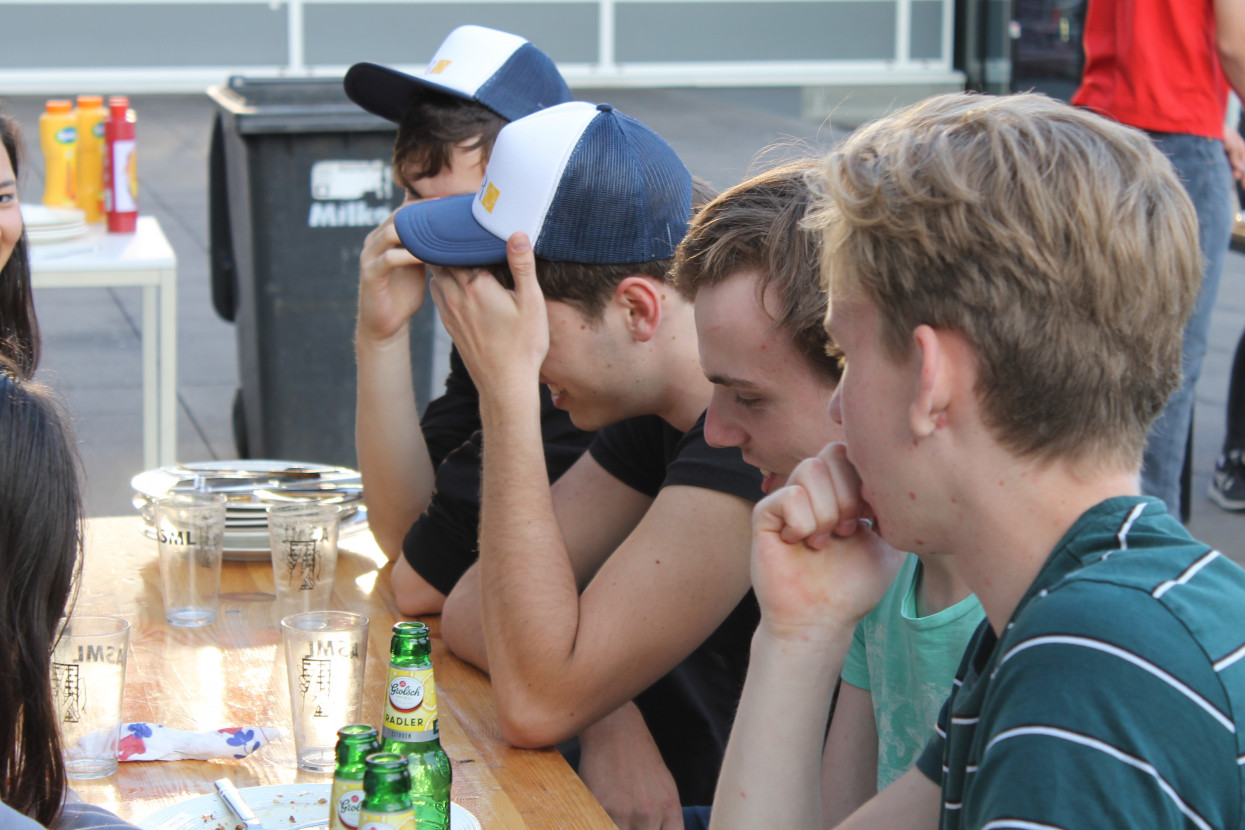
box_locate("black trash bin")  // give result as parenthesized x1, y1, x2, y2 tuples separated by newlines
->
(208, 76, 438, 467)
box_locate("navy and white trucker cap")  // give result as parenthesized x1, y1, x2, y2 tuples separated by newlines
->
(344, 25, 572, 123)
(393, 101, 693, 267)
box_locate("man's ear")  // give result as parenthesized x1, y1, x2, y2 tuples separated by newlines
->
(614, 276, 663, 342)
(910, 324, 953, 438)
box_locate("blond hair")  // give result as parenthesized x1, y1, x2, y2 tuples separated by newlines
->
(674, 160, 842, 380)
(808, 92, 1202, 466)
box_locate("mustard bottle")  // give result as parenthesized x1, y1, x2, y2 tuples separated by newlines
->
(40, 100, 77, 208)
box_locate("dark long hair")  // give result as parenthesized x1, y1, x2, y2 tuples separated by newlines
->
(1, 110, 39, 378)
(0, 359, 83, 823)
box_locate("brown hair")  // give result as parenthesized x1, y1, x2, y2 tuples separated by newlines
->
(0, 359, 83, 824)
(0, 110, 39, 378)
(487, 257, 676, 320)
(393, 91, 506, 182)
(673, 159, 842, 381)
(484, 177, 717, 320)
(807, 92, 1202, 467)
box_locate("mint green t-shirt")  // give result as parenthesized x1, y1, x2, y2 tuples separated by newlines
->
(840, 553, 983, 790)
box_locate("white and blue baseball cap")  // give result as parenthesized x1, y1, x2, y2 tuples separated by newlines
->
(393, 101, 693, 266)
(344, 25, 573, 123)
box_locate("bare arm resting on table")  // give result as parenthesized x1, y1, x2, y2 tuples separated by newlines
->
(441, 449, 654, 669)
(440, 454, 754, 744)
(441, 455, 683, 830)
(391, 556, 446, 615)
(470, 477, 753, 746)
(432, 235, 757, 748)
(710, 445, 912, 830)
(446, 565, 688, 830)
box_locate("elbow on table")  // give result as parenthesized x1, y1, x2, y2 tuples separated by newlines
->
(367, 515, 407, 565)
(494, 694, 580, 749)
(393, 582, 446, 617)
(390, 558, 447, 617)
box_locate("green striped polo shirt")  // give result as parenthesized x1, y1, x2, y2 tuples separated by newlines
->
(915, 496, 1245, 829)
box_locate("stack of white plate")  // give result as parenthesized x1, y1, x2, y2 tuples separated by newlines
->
(131, 460, 366, 561)
(21, 203, 88, 245)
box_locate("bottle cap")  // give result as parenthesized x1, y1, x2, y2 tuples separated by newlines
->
(46, 100, 73, 114)
(76, 95, 103, 108)
(108, 95, 129, 107)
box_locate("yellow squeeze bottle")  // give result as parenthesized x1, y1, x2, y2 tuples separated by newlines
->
(75, 95, 107, 222)
(40, 100, 78, 208)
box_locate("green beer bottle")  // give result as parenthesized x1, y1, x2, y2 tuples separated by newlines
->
(381, 622, 452, 829)
(358, 752, 415, 830)
(329, 724, 381, 830)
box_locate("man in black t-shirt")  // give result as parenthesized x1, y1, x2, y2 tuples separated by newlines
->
(394, 103, 764, 822)
(348, 32, 747, 821)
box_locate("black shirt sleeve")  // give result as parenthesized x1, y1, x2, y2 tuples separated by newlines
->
(664, 412, 764, 502)
(589, 412, 763, 503)
(587, 415, 678, 497)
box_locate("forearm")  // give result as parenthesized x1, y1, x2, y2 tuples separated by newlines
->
(578, 701, 683, 829)
(476, 385, 585, 744)
(1221, 50, 1245, 106)
(819, 683, 879, 827)
(355, 324, 435, 561)
(441, 564, 487, 669)
(710, 624, 851, 830)
(831, 768, 940, 830)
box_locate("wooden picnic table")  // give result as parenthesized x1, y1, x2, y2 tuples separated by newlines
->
(68, 516, 613, 828)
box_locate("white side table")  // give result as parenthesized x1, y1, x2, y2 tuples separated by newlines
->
(30, 216, 178, 469)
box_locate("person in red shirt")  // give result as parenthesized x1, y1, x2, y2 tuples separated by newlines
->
(1071, 0, 1245, 519)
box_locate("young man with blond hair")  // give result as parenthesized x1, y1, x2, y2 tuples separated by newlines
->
(713, 92, 1245, 829)
(677, 161, 982, 827)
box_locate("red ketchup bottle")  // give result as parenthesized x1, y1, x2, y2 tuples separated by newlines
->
(102, 96, 138, 233)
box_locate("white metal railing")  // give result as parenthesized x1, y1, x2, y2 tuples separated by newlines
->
(0, 0, 962, 94)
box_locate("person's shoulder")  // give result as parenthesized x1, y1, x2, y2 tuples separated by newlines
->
(979, 544, 1245, 829)
(1012, 544, 1238, 644)
(1004, 540, 1245, 710)
(1043, 525, 1245, 637)
(1035, 497, 1244, 624)
(587, 414, 680, 499)
(665, 412, 763, 501)
(0, 801, 45, 830)
(593, 413, 672, 450)
(49, 794, 138, 830)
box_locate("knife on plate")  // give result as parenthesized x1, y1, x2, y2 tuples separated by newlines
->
(215, 778, 264, 830)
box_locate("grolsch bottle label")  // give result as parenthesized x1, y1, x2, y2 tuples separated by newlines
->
(382, 665, 438, 741)
(328, 779, 364, 830)
(358, 809, 415, 830)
